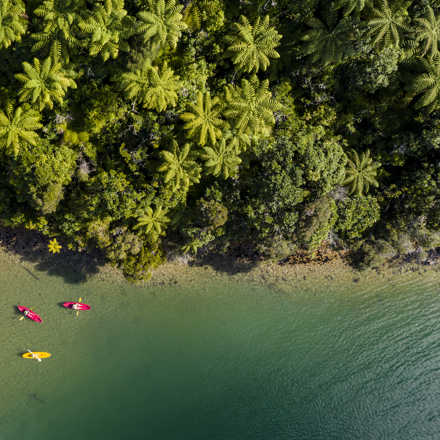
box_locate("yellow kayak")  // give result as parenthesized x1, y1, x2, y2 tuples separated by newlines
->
(22, 352, 51, 359)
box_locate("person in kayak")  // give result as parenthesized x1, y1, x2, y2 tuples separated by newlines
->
(23, 309, 30, 316)
(71, 303, 80, 310)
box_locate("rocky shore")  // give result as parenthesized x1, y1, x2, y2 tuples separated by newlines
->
(1, 227, 439, 293)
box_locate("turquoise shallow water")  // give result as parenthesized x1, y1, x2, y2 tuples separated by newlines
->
(1, 255, 440, 439)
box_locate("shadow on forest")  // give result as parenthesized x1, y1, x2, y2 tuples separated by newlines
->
(186, 243, 262, 275)
(0, 228, 106, 284)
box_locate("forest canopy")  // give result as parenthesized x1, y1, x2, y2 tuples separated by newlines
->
(2, 0, 440, 281)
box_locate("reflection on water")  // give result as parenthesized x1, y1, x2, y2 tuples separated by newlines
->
(1, 255, 440, 439)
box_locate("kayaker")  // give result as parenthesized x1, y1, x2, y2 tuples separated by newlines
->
(71, 303, 80, 310)
(23, 309, 30, 316)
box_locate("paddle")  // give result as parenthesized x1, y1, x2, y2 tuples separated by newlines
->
(20, 306, 34, 321)
(27, 349, 42, 362)
(77, 298, 81, 316)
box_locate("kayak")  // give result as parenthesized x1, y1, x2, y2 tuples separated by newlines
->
(22, 352, 51, 359)
(18, 306, 42, 322)
(63, 302, 91, 310)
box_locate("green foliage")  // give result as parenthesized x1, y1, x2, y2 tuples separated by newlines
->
(182, 3, 201, 33)
(332, 0, 372, 17)
(133, 205, 170, 237)
(201, 138, 242, 179)
(78, 3, 134, 61)
(10, 141, 76, 214)
(118, 242, 166, 283)
(342, 149, 381, 196)
(366, 0, 411, 49)
(15, 56, 77, 111)
(48, 238, 61, 253)
(0, 105, 42, 156)
(345, 45, 401, 93)
(136, 0, 187, 49)
(296, 197, 337, 250)
(335, 195, 380, 238)
(115, 60, 181, 111)
(155, 140, 201, 191)
(1, 0, 440, 280)
(32, 0, 79, 61)
(224, 76, 281, 136)
(179, 198, 228, 254)
(352, 239, 395, 270)
(413, 6, 440, 57)
(300, 7, 354, 65)
(224, 15, 281, 73)
(402, 54, 440, 112)
(0, 0, 25, 49)
(180, 91, 224, 146)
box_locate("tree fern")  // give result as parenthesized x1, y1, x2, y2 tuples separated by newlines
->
(155, 140, 201, 191)
(223, 128, 251, 153)
(300, 7, 354, 66)
(0, 0, 25, 49)
(201, 138, 241, 179)
(224, 76, 281, 135)
(342, 149, 381, 196)
(331, 0, 373, 16)
(136, 0, 187, 49)
(224, 15, 281, 73)
(402, 54, 440, 113)
(0, 105, 42, 156)
(182, 2, 201, 33)
(15, 56, 77, 111)
(180, 91, 224, 146)
(413, 6, 440, 58)
(78, 3, 134, 61)
(32, 0, 79, 62)
(367, 0, 411, 49)
(115, 60, 181, 111)
(133, 206, 170, 236)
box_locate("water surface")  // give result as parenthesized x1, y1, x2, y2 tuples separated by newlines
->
(1, 256, 440, 439)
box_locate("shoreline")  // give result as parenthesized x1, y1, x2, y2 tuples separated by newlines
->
(1, 227, 439, 293)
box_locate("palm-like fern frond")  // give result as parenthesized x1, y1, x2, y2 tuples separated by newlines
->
(224, 76, 282, 135)
(0, 0, 25, 49)
(182, 2, 201, 33)
(15, 56, 77, 111)
(79, 3, 134, 61)
(300, 7, 354, 65)
(32, 0, 79, 62)
(201, 138, 241, 179)
(142, 62, 181, 111)
(224, 15, 281, 73)
(331, 0, 373, 16)
(0, 105, 42, 156)
(136, 0, 187, 49)
(116, 60, 181, 111)
(367, 0, 411, 49)
(133, 206, 170, 236)
(155, 140, 201, 191)
(342, 149, 381, 196)
(413, 6, 440, 58)
(180, 91, 224, 146)
(402, 54, 440, 113)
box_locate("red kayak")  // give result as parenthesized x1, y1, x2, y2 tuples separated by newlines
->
(18, 306, 42, 323)
(63, 302, 91, 310)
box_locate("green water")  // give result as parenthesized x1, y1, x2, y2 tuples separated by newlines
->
(1, 256, 440, 439)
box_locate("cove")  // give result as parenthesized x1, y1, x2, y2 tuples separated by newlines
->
(1, 254, 440, 439)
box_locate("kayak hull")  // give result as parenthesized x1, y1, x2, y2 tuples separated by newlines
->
(63, 302, 91, 310)
(23, 352, 51, 359)
(18, 306, 42, 322)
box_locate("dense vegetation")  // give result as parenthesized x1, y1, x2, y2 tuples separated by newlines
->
(2, 0, 440, 281)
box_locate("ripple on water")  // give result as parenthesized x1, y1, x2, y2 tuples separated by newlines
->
(1, 256, 440, 439)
